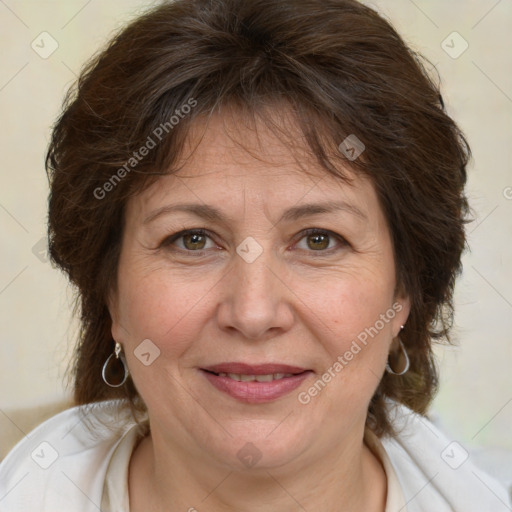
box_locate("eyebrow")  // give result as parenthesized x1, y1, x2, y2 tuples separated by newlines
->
(143, 200, 367, 226)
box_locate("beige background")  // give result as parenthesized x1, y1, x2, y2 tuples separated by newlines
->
(1, 0, 511, 458)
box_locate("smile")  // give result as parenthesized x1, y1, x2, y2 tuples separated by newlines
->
(216, 372, 296, 381)
(200, 369, 313, 403)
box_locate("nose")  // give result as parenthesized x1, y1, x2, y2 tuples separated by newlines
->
(216, 248, 295, 341)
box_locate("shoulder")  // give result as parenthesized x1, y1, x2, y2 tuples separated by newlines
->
(381, 399, 512, 512)
(0, 399, 140, 512)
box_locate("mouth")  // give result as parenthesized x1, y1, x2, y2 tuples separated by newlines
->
(203, 370, 302, 382)
(201, 362, 310, 375)
(199, 363, 313, 403)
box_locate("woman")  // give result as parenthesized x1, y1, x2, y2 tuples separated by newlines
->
(0, 0, 510, 510)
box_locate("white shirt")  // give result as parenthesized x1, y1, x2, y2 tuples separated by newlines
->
(0, 399, 510, 511)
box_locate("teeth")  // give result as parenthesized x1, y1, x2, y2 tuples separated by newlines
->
(218, 373, 295, 381)
(255, 374, 274, 382)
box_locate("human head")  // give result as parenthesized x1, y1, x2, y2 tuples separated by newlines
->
(46, 0, 470, 437)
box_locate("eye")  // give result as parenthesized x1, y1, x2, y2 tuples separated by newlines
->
(294, 228, 348, 253)
(161, 229, 217, 253)
(160, 228, 348, 256)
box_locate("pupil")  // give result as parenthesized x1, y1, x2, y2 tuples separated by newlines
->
(185, 233, 205, 250)
(309, 233, 328, 250)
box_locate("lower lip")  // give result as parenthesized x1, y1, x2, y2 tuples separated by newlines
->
(201, 370, 313, 403)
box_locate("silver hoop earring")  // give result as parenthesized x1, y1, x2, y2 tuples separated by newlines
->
(102, 341, 129, 387)
(386, 327, 409, 376)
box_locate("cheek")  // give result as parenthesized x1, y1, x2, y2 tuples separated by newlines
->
(113, 265, 214, 356)
(303, 268, 397, 367)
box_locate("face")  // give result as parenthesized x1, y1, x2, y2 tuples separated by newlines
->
(109, 108, 410, 473)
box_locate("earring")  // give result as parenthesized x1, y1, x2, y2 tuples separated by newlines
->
(385, 325, 410, 376)
(102, 341, 129, 387)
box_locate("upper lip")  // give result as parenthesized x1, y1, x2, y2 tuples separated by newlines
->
(201, 362, 310, 375)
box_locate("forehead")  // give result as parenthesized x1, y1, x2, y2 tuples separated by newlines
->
(177, 107, 330, 175)
(127, 107, 380, 223)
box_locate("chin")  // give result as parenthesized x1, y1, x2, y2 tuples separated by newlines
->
(208, 423, 310, 472)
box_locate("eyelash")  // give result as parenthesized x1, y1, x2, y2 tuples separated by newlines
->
(160, 228, 349, 257)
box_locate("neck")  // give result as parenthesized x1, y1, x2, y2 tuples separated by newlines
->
(128, 427, 387, 512)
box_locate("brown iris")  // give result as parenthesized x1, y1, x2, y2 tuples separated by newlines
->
(307, 232, 329, 250)
(183, 233, 207, 250)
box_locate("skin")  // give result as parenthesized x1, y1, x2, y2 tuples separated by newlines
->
(109, 107, 411, 512)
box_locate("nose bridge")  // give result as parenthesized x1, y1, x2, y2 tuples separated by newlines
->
(217, 239, 293, 339)
(236, 245, 276, 301)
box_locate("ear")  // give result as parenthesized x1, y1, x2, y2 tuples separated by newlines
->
(106, 288, 121, 342)
(392, 286, 411, 337)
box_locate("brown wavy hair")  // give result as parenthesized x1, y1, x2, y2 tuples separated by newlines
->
(46, 0, 471, 436)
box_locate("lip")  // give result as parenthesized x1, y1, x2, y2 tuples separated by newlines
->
(201, 362, 309, 375)
(200, 366, 313, 404)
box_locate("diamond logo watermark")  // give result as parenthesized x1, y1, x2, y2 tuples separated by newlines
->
(134, 339, 161, 366)
(441, 32, 469, 59)
(32, 237, 49, 263)
(338, 134, 365, 161)
(237, 442, 262, 468)
(31, 32, 59, 59)
(441, 441, 469, 469)
(31, 441, 59, 469)
(236, 236, 263, 263)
